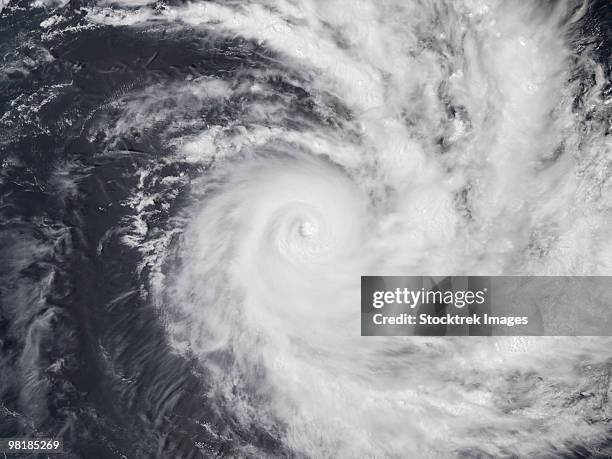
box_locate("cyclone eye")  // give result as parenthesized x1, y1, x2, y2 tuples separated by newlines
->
(299, 220, 318, 238)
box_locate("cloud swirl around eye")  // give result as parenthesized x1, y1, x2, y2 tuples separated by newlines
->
(73, 0, 612, 456)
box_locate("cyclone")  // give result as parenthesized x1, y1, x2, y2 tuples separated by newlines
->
(0, 0, 611, 458)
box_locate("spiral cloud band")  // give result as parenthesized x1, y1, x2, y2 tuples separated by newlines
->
(126, 1, 609, 457)
(130, 1, 611, 456)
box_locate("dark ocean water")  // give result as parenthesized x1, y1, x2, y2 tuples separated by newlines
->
(0, 1, 610, 458)
(1, 5, 293, 458)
